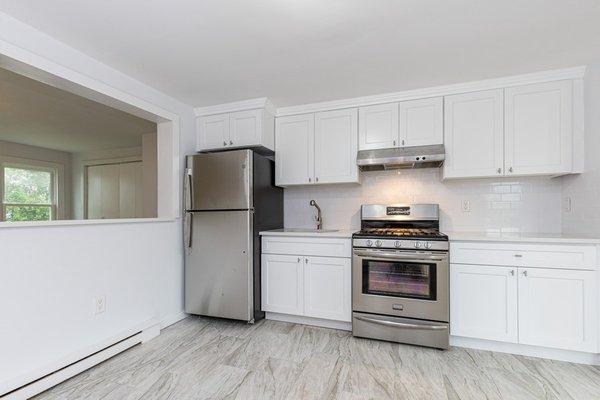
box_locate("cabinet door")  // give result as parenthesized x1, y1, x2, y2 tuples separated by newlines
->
(229, 109, 262, 148)
(450, 264, 518, 342)
(197, 113, 230, 151)
(261, 254, 304, 315)
(443, 90, 504, 178)
(275, 114, 314, 186)
(314, 108, 358, 184)
(505, 81, 573, 176)
(358, 103, 399, 150)
(304, 257, 351, 322)
(399, 97, 443, 147)
(518, 267, 597, 352)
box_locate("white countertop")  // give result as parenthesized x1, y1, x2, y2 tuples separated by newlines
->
(447, 231, 600, 245)
(259, 229, 357, 238)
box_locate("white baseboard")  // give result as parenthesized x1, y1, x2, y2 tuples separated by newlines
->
(266, 312, 352, 331)
(160, 310, 188, 329)
(1, 319, 161, 399)
(450, 336, 600, 365)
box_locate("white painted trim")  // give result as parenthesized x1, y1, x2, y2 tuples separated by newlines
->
(276, 66, 587, 116)
(572, 77, 585, 173)
(0, 216, 174, 229)
(266, 312, 352, 331)
(0, 318, 159, 397)
(450, 335, 600, 365)
(160, 311, 188, 329)
(194, 97, 276, 116)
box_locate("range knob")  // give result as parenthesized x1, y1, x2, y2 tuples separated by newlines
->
(375, 240, 382, 247)
(414, 241, 422, 249)
(394, 240, 402, 248)
(366, 239, 373, 247)
(424, 242, 432, 249)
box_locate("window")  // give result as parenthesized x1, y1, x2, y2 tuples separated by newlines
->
(1, 165, 56, 222)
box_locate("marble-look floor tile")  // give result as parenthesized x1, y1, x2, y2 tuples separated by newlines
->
(33, 316, 600, 400)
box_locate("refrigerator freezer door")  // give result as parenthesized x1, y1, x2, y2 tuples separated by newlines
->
(185, 210, 253, 321)
(186, 150, 252, 211)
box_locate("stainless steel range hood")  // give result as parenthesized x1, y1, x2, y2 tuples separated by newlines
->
(357, 144, 445, 171)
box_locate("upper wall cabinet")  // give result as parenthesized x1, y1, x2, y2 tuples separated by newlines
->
(504, 81, 573, 176)
(276, 108, 359, 186)
(196, 108, 274, 152)
(443, 90, 504, 179)
(358, 97, 443, 151)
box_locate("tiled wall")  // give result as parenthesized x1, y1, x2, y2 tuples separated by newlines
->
(284, 168, 563, 233)
(562, 59, 600, 236)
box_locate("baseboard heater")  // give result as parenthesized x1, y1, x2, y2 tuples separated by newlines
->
(1, 322, 158, 400)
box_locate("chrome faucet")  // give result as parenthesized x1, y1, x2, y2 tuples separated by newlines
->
(309, 200, 322, 230)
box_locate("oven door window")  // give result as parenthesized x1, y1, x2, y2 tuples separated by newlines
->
(362, 260, 437, 300)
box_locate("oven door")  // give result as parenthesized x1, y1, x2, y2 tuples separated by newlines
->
(352, 248, 449, 322)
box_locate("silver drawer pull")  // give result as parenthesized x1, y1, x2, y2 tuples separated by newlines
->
(514, 254, 523, 258)
(355, 315, 447, 331)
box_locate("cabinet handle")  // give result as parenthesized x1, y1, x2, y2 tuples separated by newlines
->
(497, 168, 502, 174)
(308, 177, 312, 182)
(304, 257, 308, 263)
(297, 257, 301, 263)
(229, 140, 233, 145)
(509, 167, 513, 173)
(223, 141, 227, 146)
(514, 254, 523, 258)
(393, 140, 396, 146)
(510, 269, 515, 276)
(401, 139, 405, 146)
(522, 270, 528, 277)
(315, 177, 319, 182)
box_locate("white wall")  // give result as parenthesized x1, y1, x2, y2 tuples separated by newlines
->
(562, 58, 600, 236)
(0, 139, 72, 219)
(285, 169, 563, 233)
(0, 12, 195, 393)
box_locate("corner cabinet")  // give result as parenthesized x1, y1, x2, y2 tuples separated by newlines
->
(197, 108, 274, 152)
(444, 80, 579, 179)
(450, 241, 598, 354)
(275, 109, 358, 186)
(261, 235, 352, 326)
(358, 97, 443, 151)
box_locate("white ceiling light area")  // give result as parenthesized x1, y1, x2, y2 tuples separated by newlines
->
(0, 68, 156, 153)
(0, 0, 598, 108)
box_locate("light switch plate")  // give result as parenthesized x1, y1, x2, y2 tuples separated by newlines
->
(461, 200, 471, 212)
(562, 196, 572, 213)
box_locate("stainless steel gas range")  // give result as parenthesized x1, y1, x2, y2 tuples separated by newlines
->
(352, 204, 450, 349)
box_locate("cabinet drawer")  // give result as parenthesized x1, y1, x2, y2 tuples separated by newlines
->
(450, 242, 597, 270)
(262, 236, 351, 258)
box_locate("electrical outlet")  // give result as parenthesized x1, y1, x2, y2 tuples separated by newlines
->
(563, 196, 572, 213)
(94, 295, 106, 315)
(461, 200, 471, 212)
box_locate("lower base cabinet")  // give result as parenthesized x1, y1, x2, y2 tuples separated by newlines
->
(262, 253, 351, 322)
(451, 262, 598, 353)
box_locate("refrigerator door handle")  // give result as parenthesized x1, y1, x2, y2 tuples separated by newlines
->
(185, 212, 193, 249)
(185, 168, 193, 211)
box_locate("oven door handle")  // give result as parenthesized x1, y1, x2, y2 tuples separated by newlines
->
(355, 315, 448, 331)
(353, 250, 446, 262)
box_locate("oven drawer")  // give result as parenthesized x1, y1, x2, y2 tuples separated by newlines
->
(450, 242, 597, 270)
(262, 236, 351, 258)
(352, 312, 449, 349)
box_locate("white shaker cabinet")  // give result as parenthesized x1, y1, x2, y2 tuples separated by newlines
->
(443, 90, 504, 179)
(358, 103, 399, 150)
(450, 264, 518, 343)
(304, 256, 351, 322)
(275, 113, 314, 185)
(314, 108, 358, 184)
(504, 80, 573, 176)
(517, 267, 597, 352)
(197, 108, 274, 152)
(261, 254, 304, 315)
(275, 109, 358, 186)
(399, 97, 444, 147)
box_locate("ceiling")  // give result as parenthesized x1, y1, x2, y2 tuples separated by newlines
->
(0, 68, 156, 153)
(0, 0, 599, 108)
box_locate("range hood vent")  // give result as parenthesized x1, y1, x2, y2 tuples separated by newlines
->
(357, 144, 445, 171)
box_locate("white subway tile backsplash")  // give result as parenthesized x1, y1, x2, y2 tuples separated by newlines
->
(284, 169, 562, 233)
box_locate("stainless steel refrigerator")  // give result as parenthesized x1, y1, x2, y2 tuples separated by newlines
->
(183, 149, 283, 322)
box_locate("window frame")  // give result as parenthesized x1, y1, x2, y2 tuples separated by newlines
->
(0, 158, 60, 223)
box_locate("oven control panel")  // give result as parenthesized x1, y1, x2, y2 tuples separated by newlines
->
(353, 238, 449, 251)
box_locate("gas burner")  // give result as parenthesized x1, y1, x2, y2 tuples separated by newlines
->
(356, 227, 447, 239)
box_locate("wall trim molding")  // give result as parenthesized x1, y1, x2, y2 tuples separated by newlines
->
(450, 335, 600, 365)
(194, 97, 275, 117)
(276, 66, 587, 116)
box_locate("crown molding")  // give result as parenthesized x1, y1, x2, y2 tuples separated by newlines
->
(194, 97, 275, 116)
(276, 66, 587, 117)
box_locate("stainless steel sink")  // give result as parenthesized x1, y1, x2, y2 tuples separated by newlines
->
(284, 228, 339, 233)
